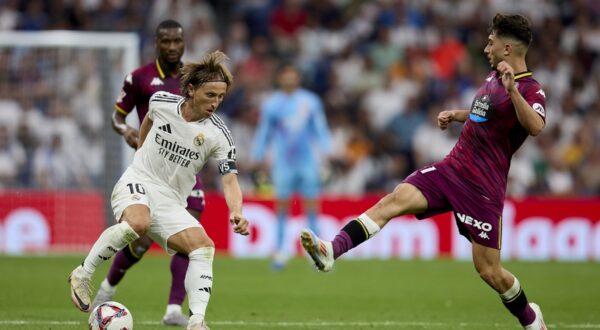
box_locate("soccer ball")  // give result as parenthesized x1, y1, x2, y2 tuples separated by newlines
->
(88, 301, 133, 330)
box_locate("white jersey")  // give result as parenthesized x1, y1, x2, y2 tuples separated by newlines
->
(129, 91, 237, 202)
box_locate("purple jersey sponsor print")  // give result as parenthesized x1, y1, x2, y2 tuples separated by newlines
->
(404, 71, 546, 248)
(115, 60, 205, 214)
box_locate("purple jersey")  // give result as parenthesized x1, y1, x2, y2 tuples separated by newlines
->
(114, 59, 205, 214)
(115, 59, 181, 124)
(404, 71, 546, 249)
(441, 71, 546, 202)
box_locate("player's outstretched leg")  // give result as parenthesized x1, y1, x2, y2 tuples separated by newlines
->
(69, 221, 139, 312)
(300, 228, 334, 272)
(300, 214, 381, 272)
(162, 252, 190, 326)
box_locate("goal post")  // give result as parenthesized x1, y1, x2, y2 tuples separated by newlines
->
(0, 31, 140, 250)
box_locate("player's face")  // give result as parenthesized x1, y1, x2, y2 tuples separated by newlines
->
(189, 82, 228, 119)
(484, 32, 505, 69)
(156, 27, 184, 64)
(277, 67, 301, 92)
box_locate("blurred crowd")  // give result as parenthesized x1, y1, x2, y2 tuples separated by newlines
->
(0, 0, 599, 197)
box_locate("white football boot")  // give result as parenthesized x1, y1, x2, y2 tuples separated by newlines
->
(187, 314, 209, 330)
(300, 229, 334, 272)
(524, 303, 547, 330)
(68, 265, 94, 312)
(162, 309, 189, 326)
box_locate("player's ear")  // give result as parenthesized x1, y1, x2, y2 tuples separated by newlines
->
(187, 83, 194, 97)
(504, 43, 511, 56)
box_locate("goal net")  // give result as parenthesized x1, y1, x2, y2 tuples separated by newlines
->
(0, 31, 139, 253)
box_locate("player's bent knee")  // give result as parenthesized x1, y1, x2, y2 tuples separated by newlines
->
(120, 205, 150, 236)
(130, 235, 153, 254)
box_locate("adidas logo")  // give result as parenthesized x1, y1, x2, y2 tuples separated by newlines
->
(150, 77, 164, 86)
(158, 123, 172, 133)
(198, 287, 212, 294)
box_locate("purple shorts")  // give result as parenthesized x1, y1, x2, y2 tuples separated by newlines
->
(403, 163, 503, 249)
(186, 175, 205, 214)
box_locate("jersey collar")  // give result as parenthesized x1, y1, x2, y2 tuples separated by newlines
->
(514, 71, 533, 80)
(155, 59, 166, 79)
(155, 59, 183, 79)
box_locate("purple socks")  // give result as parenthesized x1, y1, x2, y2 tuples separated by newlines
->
(168, 253, 189, 305)
(106, 247, 140, 285)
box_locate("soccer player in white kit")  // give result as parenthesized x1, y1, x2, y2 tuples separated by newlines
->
(68, 51, 249, 330)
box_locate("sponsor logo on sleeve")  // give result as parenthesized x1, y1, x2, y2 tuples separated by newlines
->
(532, 103, 545, 117)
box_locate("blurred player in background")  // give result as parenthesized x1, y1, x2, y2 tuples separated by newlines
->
(300, 13, 548, 330)
(93, 19, 205, 326)
(252, 63, 331, 270)
(69, 50, 248, 330)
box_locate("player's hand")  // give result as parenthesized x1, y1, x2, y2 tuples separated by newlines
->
(497, 61, 516, 93)
(123, 127, 139, 149)
(437, 110, 455, 130)
(230, 213, 250, 236)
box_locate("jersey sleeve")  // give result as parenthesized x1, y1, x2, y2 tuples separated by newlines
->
(147, 92, 160, 120)
(212, 123, 238, 175)
(115, 72, 137, 116)
(521, 82, 547, 121)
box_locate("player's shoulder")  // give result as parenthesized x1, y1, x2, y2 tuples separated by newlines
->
(517, 72, 545, 94)
(130, 61, 157, 78)
(150, 91, 183, 104)
(207, 114, 235, 145)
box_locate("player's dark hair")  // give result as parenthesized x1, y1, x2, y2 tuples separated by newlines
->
(489, 13, 532, 47)
(180, 50, 233, 97)
(155, 19, 183, 37)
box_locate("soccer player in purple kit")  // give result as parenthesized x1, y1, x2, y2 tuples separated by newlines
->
(300, 13, 547, 330)
(92, 19, 204, 326)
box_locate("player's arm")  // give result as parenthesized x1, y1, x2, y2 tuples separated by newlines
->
(437, 110, 470, 130)
(112, 109, 139, 148)
(113, 72, 140, 148)
(221, 172, 249, 236)
(508, 89, 544, 136)
(497, 61, 545, 136)
(137, 113, 153, 150)
(251, 103, 274, 162)
(312, 96, 333, 155)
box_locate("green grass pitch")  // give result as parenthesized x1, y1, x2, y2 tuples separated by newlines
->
(0, 255, 598, 329)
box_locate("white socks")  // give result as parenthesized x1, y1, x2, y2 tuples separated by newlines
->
(358, 213, 381, 238)
(186, 247, 215, 319)
(82, 222, 139, 276)
(500, 277, 521, 301)
(100, 278, 117, 295)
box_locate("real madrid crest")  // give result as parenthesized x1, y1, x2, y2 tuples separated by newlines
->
(194, 132, 205, 146)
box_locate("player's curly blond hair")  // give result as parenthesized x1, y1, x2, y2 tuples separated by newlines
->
(180, 50, 233, 98)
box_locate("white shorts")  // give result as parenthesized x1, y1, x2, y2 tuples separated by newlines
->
(111, 168, 202, 255)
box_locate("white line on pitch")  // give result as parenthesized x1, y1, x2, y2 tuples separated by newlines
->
(1, 320, 599, 328)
